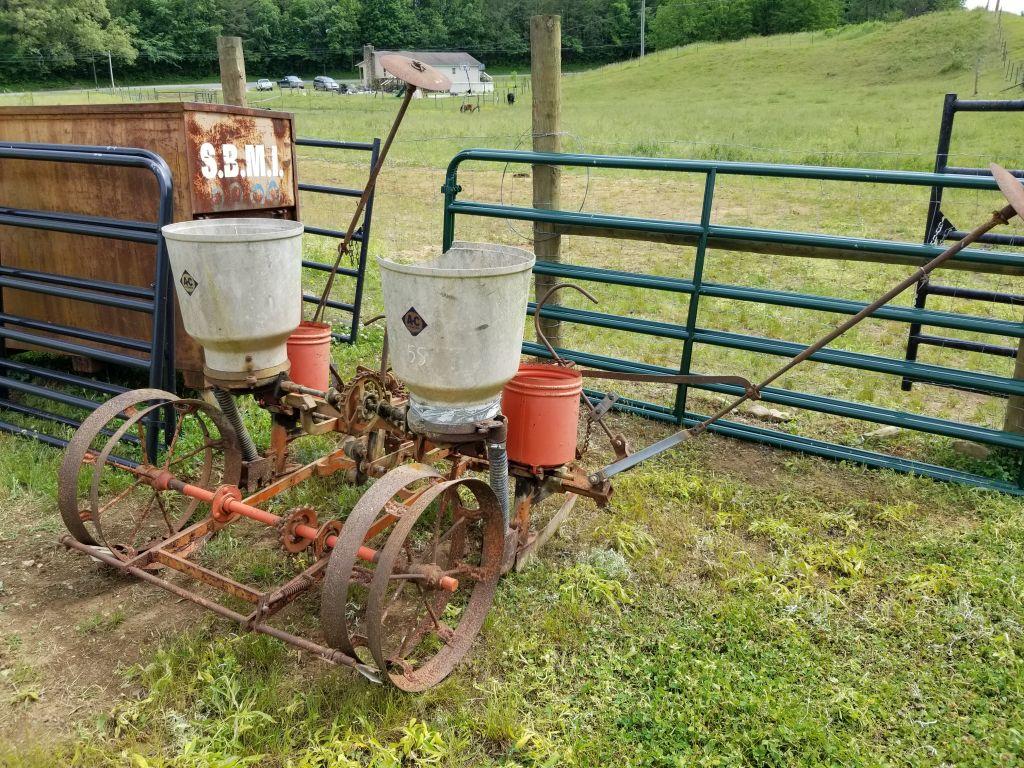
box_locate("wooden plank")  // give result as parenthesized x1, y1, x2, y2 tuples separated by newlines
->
(217, 36, 248, 108)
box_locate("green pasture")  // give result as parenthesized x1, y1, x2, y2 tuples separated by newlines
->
(2, 9, 1024, 766)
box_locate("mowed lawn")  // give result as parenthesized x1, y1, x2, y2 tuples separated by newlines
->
(1, 8, 1024, 767)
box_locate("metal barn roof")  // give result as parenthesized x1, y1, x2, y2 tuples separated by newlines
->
(359, 50, 483, 79)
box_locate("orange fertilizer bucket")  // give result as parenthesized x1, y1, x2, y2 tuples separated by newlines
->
(286, 321, 332, 391)
(502, 364, 582, 469)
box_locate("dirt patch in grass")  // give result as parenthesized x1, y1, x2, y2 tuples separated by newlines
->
(0, 526, 195, 747)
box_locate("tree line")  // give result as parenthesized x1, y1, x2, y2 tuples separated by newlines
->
(650, 0, 965, 50)
(0, 0, 967, 85)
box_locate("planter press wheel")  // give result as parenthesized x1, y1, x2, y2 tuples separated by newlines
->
(57, 388, 242, 559)
(321, 464, 504, 690)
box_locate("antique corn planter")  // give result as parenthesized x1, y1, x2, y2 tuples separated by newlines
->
(55, 152, 1024, 690)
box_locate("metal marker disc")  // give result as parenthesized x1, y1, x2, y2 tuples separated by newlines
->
(991, 162, 1024, 219)
(379, 54, 452, 92)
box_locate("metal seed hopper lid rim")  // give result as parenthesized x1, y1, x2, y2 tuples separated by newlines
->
(379, 54, 452, 92)
(991, 162, 1024, 219)
(377, 241, 535, 278)
(162, 218, 304, 243)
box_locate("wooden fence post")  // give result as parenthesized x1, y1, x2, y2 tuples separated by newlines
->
(217, 36, 247, 108)
(530, 14, 562, 350)
(1005, 346, 1024, 433)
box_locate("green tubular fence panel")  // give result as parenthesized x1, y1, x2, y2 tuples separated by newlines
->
(675, 170, 716, 420)
(442, 149, 1024, 494)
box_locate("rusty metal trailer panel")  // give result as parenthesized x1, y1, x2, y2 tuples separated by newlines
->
(0, 103, 299, 383)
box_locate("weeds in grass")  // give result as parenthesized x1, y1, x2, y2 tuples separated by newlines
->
(592, 518, 656, 561)
(559, 559, 631, 615)
(76, 610, 127, 635)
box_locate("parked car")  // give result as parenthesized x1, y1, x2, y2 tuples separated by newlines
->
(278, 75, 304, 90)
(313, 76, 340, 92)
(255, 78, 273, 91)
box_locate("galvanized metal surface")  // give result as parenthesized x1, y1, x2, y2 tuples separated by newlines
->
(378, 242, 535, 425)
(162, 217, 305, 385)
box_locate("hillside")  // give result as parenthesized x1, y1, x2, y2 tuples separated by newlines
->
(252, 9, 1024, 171)
(2, 10, 1021, 172)
(559, 9, 1023, 170)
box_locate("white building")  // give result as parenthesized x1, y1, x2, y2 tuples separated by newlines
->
(358, 46, 494, 95)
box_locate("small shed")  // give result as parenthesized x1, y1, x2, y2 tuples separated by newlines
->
(359, 46, 494, 95)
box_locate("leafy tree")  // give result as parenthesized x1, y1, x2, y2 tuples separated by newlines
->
(651, 0, 755, 49)
(359, 0, 419, 48)
(844, 0, 963, 23)
(0, 0, 974, 82)
(439, 0, 486, 50)
(752, 0, 843, 34)
(0, 0, 136, 75)
(220, 0, 281, 66)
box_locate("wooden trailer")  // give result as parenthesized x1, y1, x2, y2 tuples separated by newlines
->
(0, 102, 300, 385)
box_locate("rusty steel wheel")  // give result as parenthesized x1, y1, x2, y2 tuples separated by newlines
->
(321, 464, 504, 691)
(366, 476, 504, 691)
(59, 388, 179, 546)
(58, 389, 241, 559)
(321, 464, 442, 658)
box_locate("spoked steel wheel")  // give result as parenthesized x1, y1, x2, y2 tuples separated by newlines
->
(321, 464, 504, 690)
(57, 388, 241, 559)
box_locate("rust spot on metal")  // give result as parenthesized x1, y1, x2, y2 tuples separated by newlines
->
(185, 112, 295, 214)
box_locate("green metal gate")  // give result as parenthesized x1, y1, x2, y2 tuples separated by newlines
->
(441, 149, 1024, 495)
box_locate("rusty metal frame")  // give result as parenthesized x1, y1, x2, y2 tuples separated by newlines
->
(60, 434, 472, 686)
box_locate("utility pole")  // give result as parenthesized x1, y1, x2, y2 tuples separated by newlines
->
(640, 0, 646, 57)
(217, 36, 248, 107)
(107, 51, 115, 90)
(531, 15, 563, 350)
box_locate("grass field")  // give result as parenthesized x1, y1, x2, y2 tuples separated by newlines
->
(2, 8, 1024, 767)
